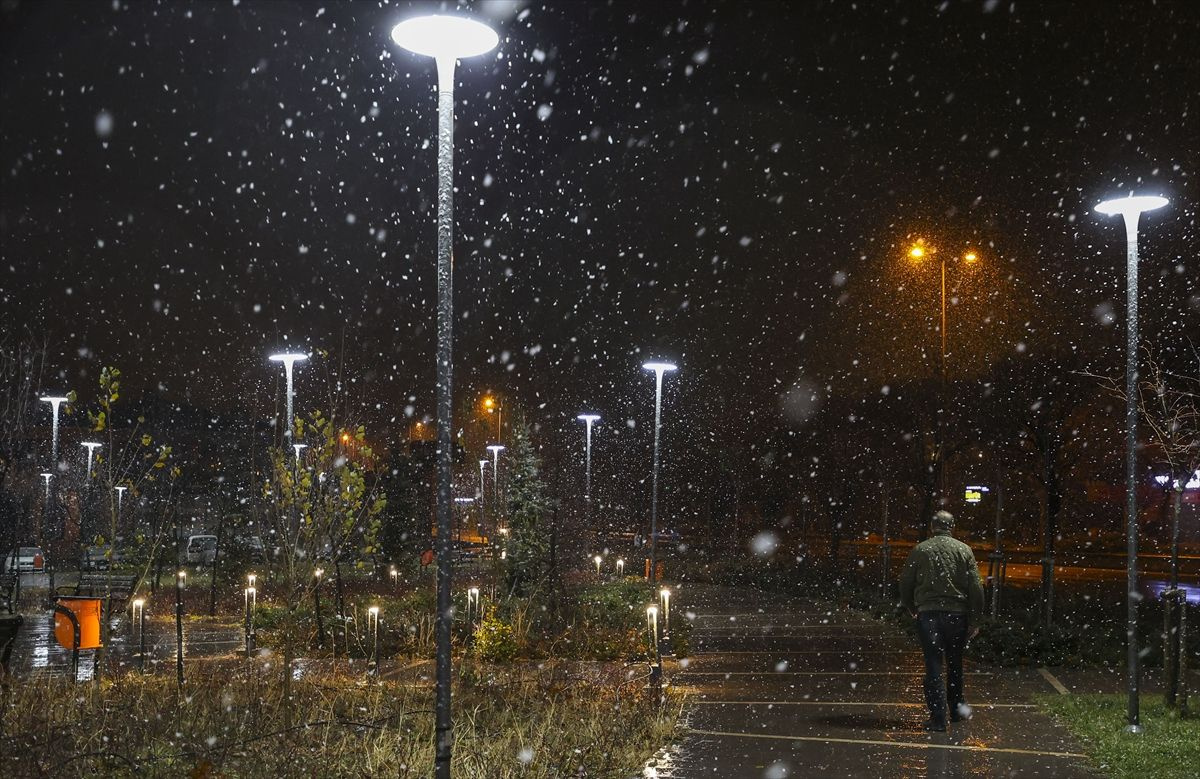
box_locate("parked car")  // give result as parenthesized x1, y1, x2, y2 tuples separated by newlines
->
(3, 546, 45, 573)
(81, 544, 120, 571)
(185, 534, 218, 565)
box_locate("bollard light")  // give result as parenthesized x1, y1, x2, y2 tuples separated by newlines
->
(594, 554, 603, 576)
(616, 558, 625, 576)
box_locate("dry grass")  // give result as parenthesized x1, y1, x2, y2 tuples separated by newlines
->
(1, 659, 680, 778)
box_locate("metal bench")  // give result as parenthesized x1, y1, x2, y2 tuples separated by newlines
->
(58, 573, 138, 607)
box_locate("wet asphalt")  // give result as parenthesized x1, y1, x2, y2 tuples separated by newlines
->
(648, 584, 1100, 778)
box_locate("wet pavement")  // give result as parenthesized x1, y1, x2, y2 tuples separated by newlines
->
(7, 608, 243, 681)
(649, 585, 1100, 778)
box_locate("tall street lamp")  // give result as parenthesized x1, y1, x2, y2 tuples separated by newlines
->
(1094, 192, 1168, 733)
(114, 485, 127, 519)
(41, 395, 69, 466)
(577, 414, 600, 500)
(906, 243, 979, 500)
(81, 441, 102, 482)
(641, 362, 677, 590)
(487, 444, 506, 503)
(268, 352, 308, 443)
(577, 413, 600, 539)
(390, 14, 498, 778)
(479, 458, 490, 537)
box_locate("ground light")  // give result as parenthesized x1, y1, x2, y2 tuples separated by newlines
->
(132, 598, 146, 672)
(175, 571, 186, 686)
(389, 15, 498, 774)
(1094, 192, 1169, 734)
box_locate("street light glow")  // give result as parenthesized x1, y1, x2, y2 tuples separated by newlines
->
(1094, 195, 1169, 217)
(642, 361, 678, 373)
(963, 251, 978, 263)
(908, 244, 925, 259)
(267, 352, 308, 365)
(390, 15, 499, 61)
(577, 413, 601, 423)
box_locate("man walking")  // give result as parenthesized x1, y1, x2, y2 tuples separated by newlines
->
(899, 510, 985, 731)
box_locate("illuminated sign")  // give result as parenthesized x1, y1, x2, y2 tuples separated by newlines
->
(964, 485, 990, 504)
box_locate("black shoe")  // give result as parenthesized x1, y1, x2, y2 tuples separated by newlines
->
(925, 719, 947, 732)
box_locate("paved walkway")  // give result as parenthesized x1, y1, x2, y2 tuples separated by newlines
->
(7, 608, 243, 680)
(650, 585, 1098, 778)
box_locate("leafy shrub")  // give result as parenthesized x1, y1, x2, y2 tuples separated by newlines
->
(475, 608, 518, 662)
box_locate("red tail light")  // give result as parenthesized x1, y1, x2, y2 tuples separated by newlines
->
(34, 553, 44, 569)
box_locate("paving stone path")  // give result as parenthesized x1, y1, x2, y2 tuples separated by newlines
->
(648, 584, 1098, 778)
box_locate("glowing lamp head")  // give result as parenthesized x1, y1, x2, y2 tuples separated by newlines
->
(483, 396, 495, 409)
(41, 395, 69, 406)
(177, 570, 186, 580)
(659, 588, 671, 599)
(908, 244, 926, 259)
(963, 251, 978, 263)
(1094, 195, 1168, 217)
(646, 605, 658, 618)
(268, 352, 308, 365)
(133, 598, 145, 609)
(487, 444, 505, 455)
(390, 15, 499, 61)
(577, 413, 601, 424)
(642, 361, 678, 373)
(314, 568, 324, 579)
(368, 605, 380, 617)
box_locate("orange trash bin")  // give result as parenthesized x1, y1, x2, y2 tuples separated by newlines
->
(55, 596, 103, 650)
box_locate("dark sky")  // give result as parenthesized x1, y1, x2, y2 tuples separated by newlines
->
(2, 0, 1197, 479)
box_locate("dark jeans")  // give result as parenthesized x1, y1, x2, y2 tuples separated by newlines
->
(916, 610, 968, 724)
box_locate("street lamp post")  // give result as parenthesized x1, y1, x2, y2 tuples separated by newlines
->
(577, 413, 600, 539)
(907, 244, 979, 501)
(1095, 193, 1168, 734)
(642, 360, 676, 699)
(641, 362, 677, 587)
(81, 442, 102, 483)
(40, 395, 69, 466)
(488, 444, 505, 504)
(479, 458, 490, 537)
(390, 15, 498, 778)
(268, 352, 308, 444)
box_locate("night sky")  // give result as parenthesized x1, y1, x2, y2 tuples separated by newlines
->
(3, 0, 1197, 499)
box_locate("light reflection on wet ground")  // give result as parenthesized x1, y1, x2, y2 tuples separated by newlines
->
(8, 608, 242, 681)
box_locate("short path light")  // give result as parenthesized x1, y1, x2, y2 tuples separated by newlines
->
(367, 605, 381, 675)
(132, 597, 147, 672)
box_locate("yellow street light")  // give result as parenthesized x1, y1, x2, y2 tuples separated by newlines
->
(963, 251, 979, 263)
(908, 244, 926, 259)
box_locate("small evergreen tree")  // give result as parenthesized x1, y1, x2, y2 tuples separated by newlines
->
(504, 417, 552, 596)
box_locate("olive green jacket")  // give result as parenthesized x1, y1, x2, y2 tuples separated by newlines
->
(898, 530, 985, 618)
